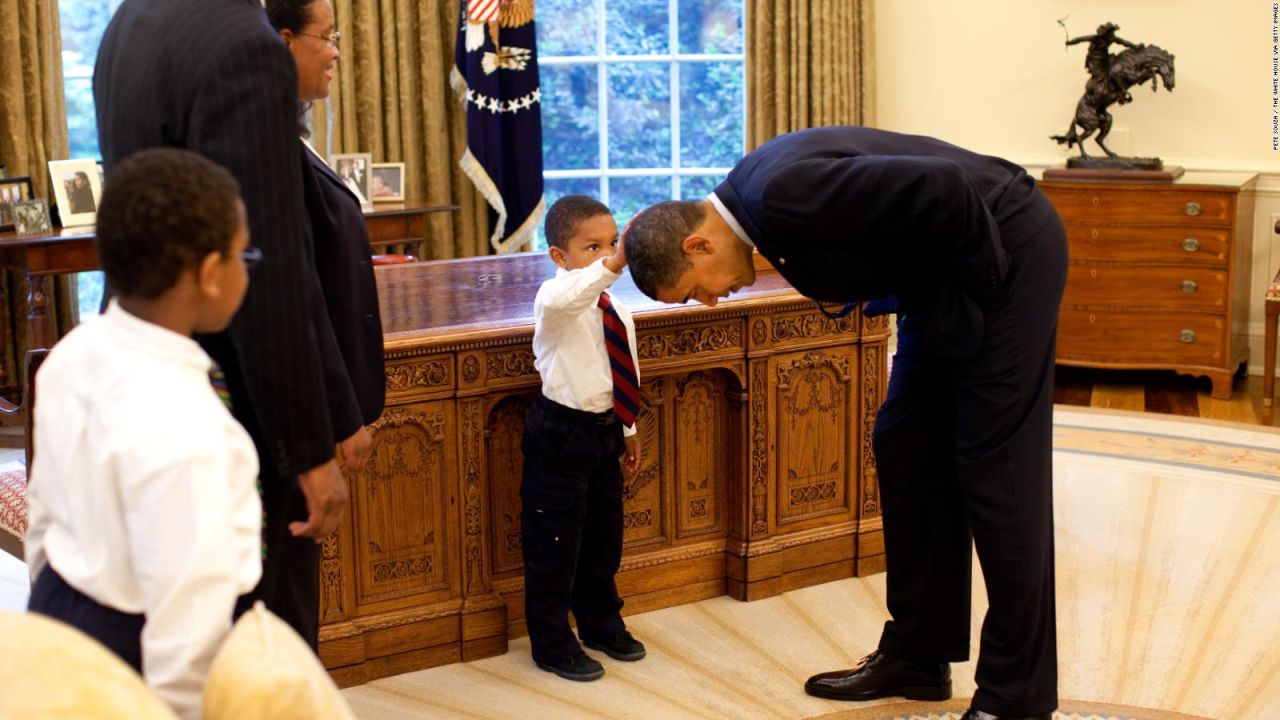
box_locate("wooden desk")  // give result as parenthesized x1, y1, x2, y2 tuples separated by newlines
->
(363, 200, 459, 252)
(319, 252, 890, 685)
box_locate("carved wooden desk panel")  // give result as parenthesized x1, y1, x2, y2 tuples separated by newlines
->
(321, 252, 889, 686)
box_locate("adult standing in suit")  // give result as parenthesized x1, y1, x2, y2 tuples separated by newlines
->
(268, 0, 385, 458)
(624, 126, 1066, 720)
(94, 0, 349, 646)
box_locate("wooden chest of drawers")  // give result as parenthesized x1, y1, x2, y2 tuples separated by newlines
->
(1040, 173, 1257, 399)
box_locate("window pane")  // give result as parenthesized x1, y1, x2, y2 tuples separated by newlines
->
(77, 272, 104, 320)
(607, 63, 670, 169)
(534, 177, 603, 250)
(541, 65, 600, 171)
(538, 0, 597, 57)
(679, 0, 744, 54)
(64, 78, 100, 160)
(680, 174, 724, 200)
(608, 175, 671, 225)
(679, 61, 744, 168)
(605, 0, 667, 55)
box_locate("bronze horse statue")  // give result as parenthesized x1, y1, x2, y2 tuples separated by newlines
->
(1052, 42, 1175, 160)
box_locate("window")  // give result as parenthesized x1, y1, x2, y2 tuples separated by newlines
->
(537, 0, 745, 248)
(57, 0, 121, 319)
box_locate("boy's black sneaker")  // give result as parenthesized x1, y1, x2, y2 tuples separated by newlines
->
(536, 651, 605, 681)
(582, 630, 647, 661)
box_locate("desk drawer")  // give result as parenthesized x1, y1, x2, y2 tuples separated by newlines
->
(1064, 225, 1230, 266)
(1057, 309, 1226, 366)
(1045, 186, 1234, 226)
(1063, 264, 1228, 311)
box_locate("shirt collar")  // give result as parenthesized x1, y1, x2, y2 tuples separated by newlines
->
(103, 299, 213, 373)
(706, 192, 755, 248)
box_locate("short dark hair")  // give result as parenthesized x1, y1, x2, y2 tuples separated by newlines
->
(624, 200, 706, 299)
(96, 148, 242, 300)
(265, 0, 315, 33)
(544, 195, 612, 250)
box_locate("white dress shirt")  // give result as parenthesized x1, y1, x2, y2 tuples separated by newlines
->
(708, 191, 756, 247)
(532, 258, 640, 437)
(25, 301, 261, 720)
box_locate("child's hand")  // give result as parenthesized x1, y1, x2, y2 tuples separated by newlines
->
(622, 434, 640, 475)
(604, 231, 628, 274)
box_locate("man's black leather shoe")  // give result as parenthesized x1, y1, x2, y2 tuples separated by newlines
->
(582, 630, 647, 661)
(535, 651, 605, 681)
(960, 710, 1052, 720)
(804, 650, 951, 701)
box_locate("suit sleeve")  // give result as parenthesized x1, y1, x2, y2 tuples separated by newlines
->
(759, 155, 1008, 300)
(187, 33, 335, 476)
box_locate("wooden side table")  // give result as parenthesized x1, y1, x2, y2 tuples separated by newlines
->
(1041, 172, 1258, 399)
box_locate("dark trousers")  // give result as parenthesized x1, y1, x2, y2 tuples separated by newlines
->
(873, 205, 1068, 717)
(247, 464, 321, 650)
(29, 566, 145, 672)
(521, 394, 626, 664)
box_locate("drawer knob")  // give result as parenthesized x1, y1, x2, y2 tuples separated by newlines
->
(1182, 237, 1200, 252)
(1182, 280, 1198, 293)
(1184, 201, 1202, 216)
(1179, 329, 1197, 344)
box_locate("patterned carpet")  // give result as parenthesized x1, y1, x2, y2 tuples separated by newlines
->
(808, 698, 1212, 719)
(341, 407, 1280, 719)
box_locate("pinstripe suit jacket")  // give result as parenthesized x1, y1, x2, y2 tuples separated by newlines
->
(94, 0, 335, 477)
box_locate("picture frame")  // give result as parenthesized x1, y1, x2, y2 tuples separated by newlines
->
(0, 175, 34, 231)
(369, 163, 406, 202)
(329, 152, 373, 208)
(48, 158, 104, 228)
(13, 198, 52, 237)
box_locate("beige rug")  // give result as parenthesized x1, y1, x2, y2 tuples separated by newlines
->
(342, 407, 1280, 719)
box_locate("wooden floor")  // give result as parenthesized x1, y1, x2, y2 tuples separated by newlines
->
(1053, 366, 1280, 427)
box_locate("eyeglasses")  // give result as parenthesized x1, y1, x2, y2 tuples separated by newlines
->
(241, 247, 263, 269)
(295, 29, 340, 49)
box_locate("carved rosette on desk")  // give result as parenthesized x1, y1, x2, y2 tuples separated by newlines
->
(317, 255, 890, 686)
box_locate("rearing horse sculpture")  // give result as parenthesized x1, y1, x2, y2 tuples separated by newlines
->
(1052, 25, 1175, 160)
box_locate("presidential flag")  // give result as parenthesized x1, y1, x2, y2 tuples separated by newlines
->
(452, 0, 545, 253)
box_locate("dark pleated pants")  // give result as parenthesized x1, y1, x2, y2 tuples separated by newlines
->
(29, 566, 146, 672)
(874, 200, 1068, 717)
(521, 394, 626, 665)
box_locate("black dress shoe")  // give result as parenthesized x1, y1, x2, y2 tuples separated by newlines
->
(804, 650, 951, 701)
(960, 710, 1052, 720)
(535, 651, 605, 681)
(582, 630, 646, 661)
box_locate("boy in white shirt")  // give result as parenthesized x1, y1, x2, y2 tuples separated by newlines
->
(523, 195, 646, 682)
(26, 148, 262, 720)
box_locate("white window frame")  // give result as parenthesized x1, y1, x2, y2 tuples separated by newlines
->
(540, 0, 746, 202)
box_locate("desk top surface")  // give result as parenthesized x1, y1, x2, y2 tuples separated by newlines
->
(377, 251, 801, 344)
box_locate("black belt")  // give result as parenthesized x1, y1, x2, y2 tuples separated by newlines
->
(536, 394, 617, 425)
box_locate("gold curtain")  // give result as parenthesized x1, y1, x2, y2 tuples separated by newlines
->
(313, 0, 488, 260)
(0, 0, 74, 398)
(745, 0, 876, 150)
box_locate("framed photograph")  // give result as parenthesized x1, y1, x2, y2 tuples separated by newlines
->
(329, 152, 373, 207)
(0, 175, 34, 231)
(13, 198, 52, 236)
(48, 158, 104, 228)
(369, 163, 405, 202)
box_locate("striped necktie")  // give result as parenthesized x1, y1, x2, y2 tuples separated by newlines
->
(598, 292, 640, 426)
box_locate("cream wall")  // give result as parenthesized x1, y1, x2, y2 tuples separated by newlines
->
(874, 0, 1280, 377)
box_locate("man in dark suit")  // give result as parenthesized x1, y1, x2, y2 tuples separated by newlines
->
(94, 0, 349, 646)
(625, 126, 1067, 720)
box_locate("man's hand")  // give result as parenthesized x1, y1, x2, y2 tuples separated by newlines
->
(622, 434, 641, 475)
(336, 426, 373, 474)
(289, 459, 349, 541)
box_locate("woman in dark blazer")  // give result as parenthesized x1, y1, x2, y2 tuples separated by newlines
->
(269, 0, 385, 470)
